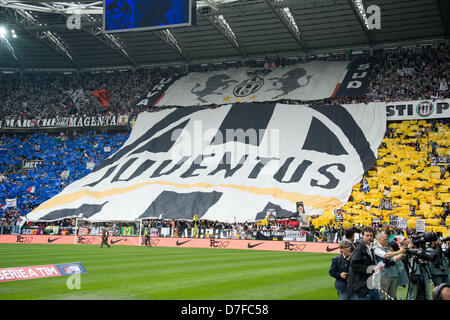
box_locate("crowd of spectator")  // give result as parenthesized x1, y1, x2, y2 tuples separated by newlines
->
(2, 212, 428, 246)
(0, 130, 129, 220)
(1, 43, 448, 122)
(0, 66, 185, 119)
(367, 44, 449, 102)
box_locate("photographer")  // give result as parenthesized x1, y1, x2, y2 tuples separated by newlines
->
(347, 227, 383, 300)
(389, 239, 410, 290)
(427, 239, 450, 286)
(373, 232, 407, 299)
(406, 240, 433, 300)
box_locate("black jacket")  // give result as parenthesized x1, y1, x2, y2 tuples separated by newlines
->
(347, 241, 376, 297)
(329, 254, 351, 292)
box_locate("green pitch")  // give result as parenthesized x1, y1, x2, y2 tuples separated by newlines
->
(0, 243, 340, 300)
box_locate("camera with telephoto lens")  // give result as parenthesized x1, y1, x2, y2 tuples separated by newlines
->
(406, 247, 437, 262)
(410, 231, 438, 246)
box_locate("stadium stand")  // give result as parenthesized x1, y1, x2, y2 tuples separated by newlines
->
(0, 67, 185, 119)
(311, 118, 450, 237)
(0, 131, 129, 221)
(1, 44, 448, 118)
(0, 43, 449, 241)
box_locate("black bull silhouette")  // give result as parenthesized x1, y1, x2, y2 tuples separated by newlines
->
(266, 68, 313, 100)
(191, 74, 238, 103)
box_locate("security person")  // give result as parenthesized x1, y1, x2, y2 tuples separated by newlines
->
(144, 224, 151, 247)
(192, 213, 199, 238)
(101, 226, 110, 248)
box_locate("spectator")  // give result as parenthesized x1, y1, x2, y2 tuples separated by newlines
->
(329, 240, 357, 300)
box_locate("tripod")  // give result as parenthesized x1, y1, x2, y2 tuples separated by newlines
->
(405, 256, 433, 300)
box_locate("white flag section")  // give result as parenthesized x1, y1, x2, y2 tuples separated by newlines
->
(156, 61, 348, 107)
(27, 103, 386, 223)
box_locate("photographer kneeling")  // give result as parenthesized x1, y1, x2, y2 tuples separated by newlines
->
(374, 232, 407, 300)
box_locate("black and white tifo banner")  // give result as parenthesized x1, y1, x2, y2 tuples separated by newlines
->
(333, 57, 376, 98)
(27, 103, 385, 223)
(139, 61, 349, 107)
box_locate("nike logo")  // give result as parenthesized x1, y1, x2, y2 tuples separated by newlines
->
(326, 245, 340, 252)
(247, 242, 263, 249)
(176, 240, 190, 246)
(111, 239, 124, 244)
(47, 237, 61, 243)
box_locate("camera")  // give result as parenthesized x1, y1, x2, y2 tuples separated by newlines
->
(406, 247, 436, 262)
(382, 258, 396, 267)
(411, 231, 438, 246)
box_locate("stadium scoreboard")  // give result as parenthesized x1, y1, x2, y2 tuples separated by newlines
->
(103, 0, 196, 33)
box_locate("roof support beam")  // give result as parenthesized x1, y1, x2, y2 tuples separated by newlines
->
(0, 1, 103, 15)
(81, 24, 139, 67)
(0, 7, 80, 69)
(39, 10, 139, 67)
(200, 0, 247, 57)
(154, 29, 191, 62)
(347, 0, 375, 46)
(264, 0, 308, 52)
(0, 36, 23, 69)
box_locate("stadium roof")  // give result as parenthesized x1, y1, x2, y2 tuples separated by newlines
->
(0, 0, 448, 72)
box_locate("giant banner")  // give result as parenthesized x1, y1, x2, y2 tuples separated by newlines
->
(152, 61, 349, 106)
(333, 57, 376, 98)
(27, 103, 385, 223)
(0, 114, 129, 130)
(385, 99, 450, 121)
